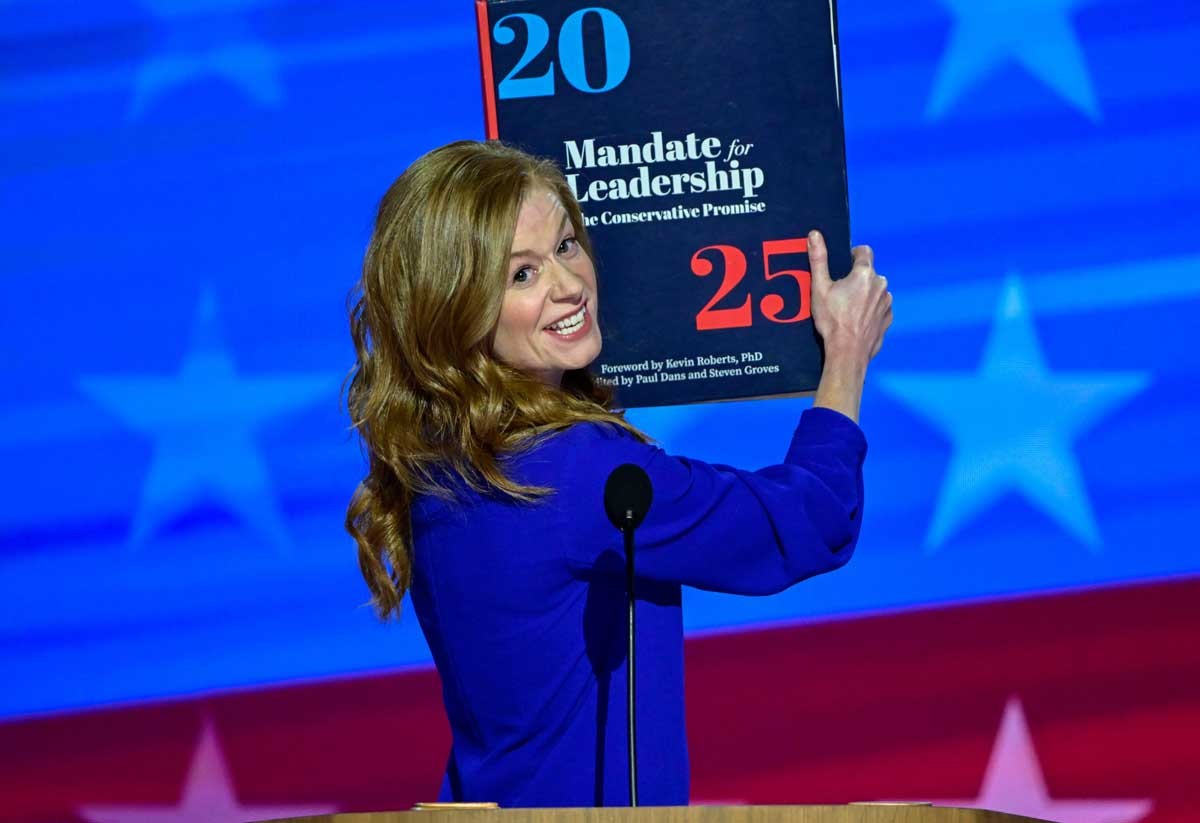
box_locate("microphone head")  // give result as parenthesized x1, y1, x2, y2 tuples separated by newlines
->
(604, 463, 653, 531)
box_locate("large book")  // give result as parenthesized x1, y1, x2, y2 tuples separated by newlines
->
(475, 0, 851, 407)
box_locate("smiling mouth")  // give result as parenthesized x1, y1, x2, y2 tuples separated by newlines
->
(545, 305, 588, 336)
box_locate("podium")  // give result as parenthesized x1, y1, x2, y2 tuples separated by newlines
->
(264, 806, 1051, 823)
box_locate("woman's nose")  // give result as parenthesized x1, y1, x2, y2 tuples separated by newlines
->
(548, 262, 585, 301)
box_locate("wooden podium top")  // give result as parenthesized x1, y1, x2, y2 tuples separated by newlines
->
(265, 804, 1050, 823)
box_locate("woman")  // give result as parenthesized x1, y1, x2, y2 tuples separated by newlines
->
(345, 140, 891, 806)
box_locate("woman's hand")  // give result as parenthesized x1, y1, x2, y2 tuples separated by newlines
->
(808, 230, 893, 423)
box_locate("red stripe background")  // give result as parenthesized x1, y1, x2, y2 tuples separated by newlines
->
(2, 577, 1195, 822)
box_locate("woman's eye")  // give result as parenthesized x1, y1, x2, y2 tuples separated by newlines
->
(558, 236, 578, 255)
(512, 266, 534, 285)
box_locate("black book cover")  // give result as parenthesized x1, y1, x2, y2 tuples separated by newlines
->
(476, 0, 851, 407)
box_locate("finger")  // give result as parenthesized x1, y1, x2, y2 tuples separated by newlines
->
(851, 244, 874, 272)
(872, 318, 892, 358)
(808, 230, 831, 286)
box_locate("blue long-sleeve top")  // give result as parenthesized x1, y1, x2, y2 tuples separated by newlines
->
(409, 406, 867, 807)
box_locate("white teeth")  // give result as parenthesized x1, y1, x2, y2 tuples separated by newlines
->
(547, 307, 586, 335)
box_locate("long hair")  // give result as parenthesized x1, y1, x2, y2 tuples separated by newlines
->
(345, 140, 645, 620)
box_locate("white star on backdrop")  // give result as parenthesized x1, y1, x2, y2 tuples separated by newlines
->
(78, 290, 335, 551)
(78, 720, 337, 823)
(922, 698, 1152, 822)
(878, 275, 1148, 551)
(131, 0, 281, 117)
(928, 0, 1100, 120)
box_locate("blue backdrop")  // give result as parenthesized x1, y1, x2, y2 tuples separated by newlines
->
(2, 0, 1197, 723)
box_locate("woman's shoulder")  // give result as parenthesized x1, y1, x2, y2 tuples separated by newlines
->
(524, 418, 656, 466)
(413, 422, 644, 501)
(546, 417, 643, 446)
(460, 420, 655, 505)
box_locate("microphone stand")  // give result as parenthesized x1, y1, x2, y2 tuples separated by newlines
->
(604, 462, 651, 808)
(622, 511, 638, 808)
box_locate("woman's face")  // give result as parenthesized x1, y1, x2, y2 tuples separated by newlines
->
(492, 188, 601, 385)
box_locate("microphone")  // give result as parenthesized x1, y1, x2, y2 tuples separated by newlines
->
(604, 463, 653, 532)
(603, 463, 652, 807)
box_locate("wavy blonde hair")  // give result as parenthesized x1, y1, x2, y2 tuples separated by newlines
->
(345, 140, 644, 620)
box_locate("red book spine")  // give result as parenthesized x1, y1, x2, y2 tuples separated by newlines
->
(474, 0, 499, 140)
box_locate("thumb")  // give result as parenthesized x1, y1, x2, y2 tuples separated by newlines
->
(808, 230, 832, 289)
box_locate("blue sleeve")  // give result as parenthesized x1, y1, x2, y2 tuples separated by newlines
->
(561, 406, 867, 595)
